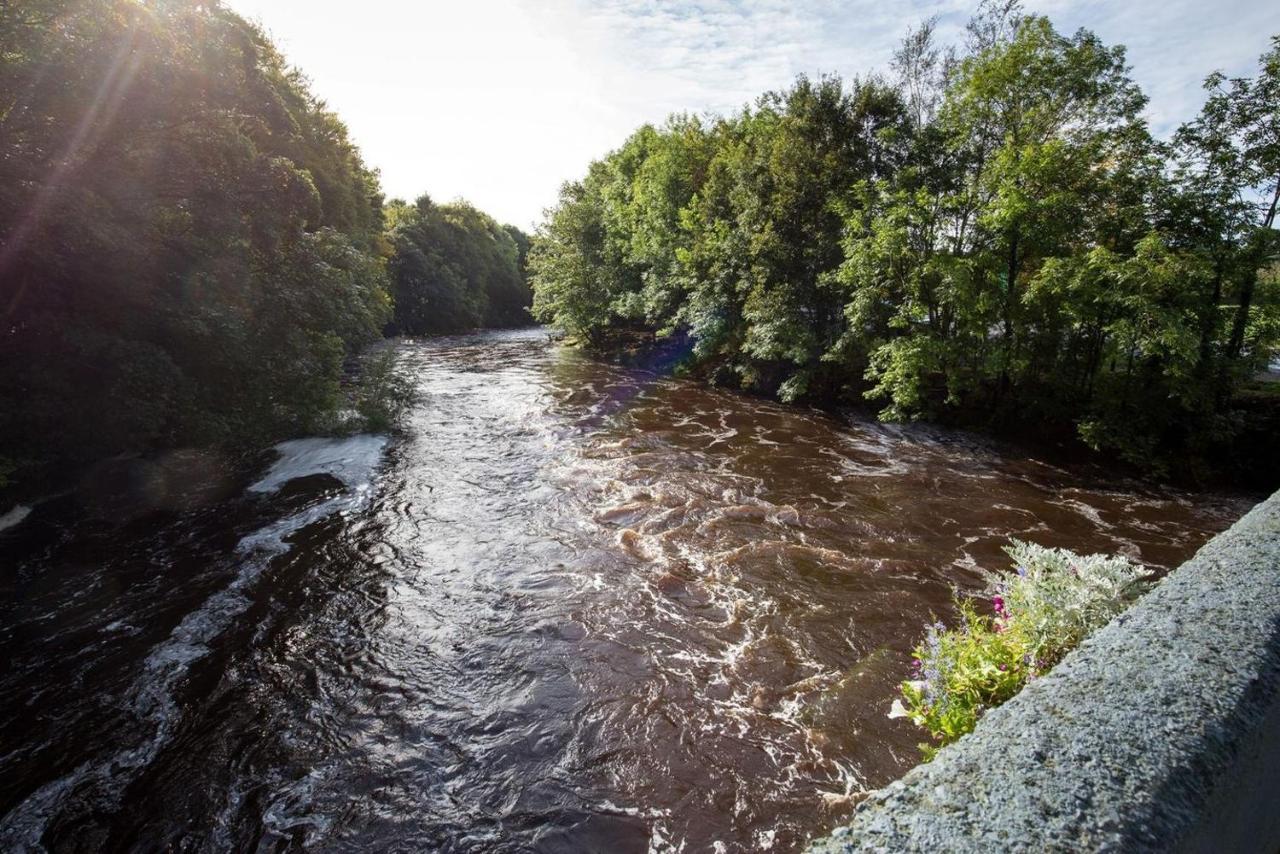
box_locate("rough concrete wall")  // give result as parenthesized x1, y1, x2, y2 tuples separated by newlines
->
(809, 490, 1280, 854)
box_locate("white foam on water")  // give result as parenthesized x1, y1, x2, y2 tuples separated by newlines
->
(0, 434, 388, 850)
(101, 620, 140, 637)
(248, 434, 389, 494)
(818, 759, 866, 806)
(0, 504, 31, 533)
(598, 799, 669, 820)
(259, 769, 333, 847)
(648, 820, 684, 854)
(1053, 496, 1112, 528)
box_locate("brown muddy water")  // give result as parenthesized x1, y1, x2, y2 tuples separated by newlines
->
(0, 328, 1251, 852)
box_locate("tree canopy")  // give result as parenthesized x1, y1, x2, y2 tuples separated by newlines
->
(1, 0, 390, 468)
(1, 0, 1273, 485)
(530, 7, 1280, 479)
(0, 0, 530, 484)
(386, 196, 530, 334)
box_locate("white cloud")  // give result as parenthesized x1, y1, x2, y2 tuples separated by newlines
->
(225, 0, 1277, 228)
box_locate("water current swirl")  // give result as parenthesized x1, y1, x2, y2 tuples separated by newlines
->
(0, 328, 1248, 852)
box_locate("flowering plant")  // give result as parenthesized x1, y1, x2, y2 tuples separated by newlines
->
(890, 540, 1153, 757)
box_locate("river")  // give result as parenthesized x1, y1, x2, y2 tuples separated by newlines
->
(0, 328, 1249, 852)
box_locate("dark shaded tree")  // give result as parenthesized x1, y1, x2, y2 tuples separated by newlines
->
(387, 197, 530, 334)
(0, 0, 391, 477)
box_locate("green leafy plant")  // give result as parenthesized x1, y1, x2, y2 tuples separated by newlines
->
(891, 540, 1153, 757)
(354, 350, 416, 434)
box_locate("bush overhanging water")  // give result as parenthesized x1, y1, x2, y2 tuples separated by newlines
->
(891, 541, 1153, 756)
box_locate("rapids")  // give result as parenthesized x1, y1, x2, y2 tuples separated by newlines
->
(0, 328, 1248, 852)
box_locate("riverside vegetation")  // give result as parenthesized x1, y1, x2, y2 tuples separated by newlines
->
(529, 3, 1280, 485)
(0, 0, 531, 489)
(0, 4, 1267, 848)
(891, 540, 1154, 756)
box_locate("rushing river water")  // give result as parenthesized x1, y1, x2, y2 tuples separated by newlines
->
(0, 328, 1251, 853)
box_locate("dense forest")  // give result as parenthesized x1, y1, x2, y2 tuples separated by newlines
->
(530, 5, 1280, 481)
(0, 0, 530, 488)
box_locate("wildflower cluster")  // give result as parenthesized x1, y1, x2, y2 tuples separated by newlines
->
(890, 540, 1153, 757)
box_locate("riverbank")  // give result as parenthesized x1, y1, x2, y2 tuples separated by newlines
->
(575, 333, 1280, 494)
(0, 343, 414, 531)
(808, 488, 1280, 852)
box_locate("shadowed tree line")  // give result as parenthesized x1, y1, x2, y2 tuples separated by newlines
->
(0, 0, 529, 487)
(385, 196, 531, 334)
(530, 3, 1279, 481)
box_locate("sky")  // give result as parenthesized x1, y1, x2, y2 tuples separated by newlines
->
(225, 0, 1278, 230)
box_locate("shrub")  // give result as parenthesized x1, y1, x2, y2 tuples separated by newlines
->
(891, 540, 1153, 756)
(354, 350, 416, 433)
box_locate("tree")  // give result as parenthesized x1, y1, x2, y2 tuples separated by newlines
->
(1173, 38, 1280, 367)
(0, 0, 391, 473)
(388, 196, 529, 334)
(529, 3, 1279, 478)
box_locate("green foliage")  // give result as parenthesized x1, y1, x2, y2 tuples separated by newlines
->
(529, 163, 623, 345)
(893, 540, 1153, 755)
(387, 196, 531, 334)
(530, 6, 1280, 478)
(353, 349, 416, 434)
(990, 540, 1155, 662)
(0, 0, 391, 473)
(895, 601, 1029, 754)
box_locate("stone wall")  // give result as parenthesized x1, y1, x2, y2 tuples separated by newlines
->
(809, 489, 1280, 853)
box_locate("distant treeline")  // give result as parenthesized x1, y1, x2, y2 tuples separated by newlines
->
(0, 1, 529, 485)
(386, 197, 531, 334)
(530, 4, 1280, 479)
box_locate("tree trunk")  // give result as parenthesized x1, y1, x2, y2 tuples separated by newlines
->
(1226, 179, 1279, 360)
(1197, 255, 1224, 372)
(999, 229, 1020, 396)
